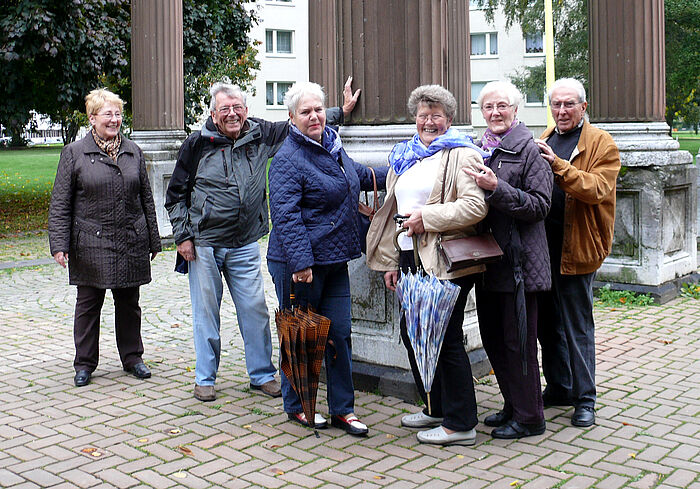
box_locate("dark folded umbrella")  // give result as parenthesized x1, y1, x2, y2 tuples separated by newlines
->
(504, 220, 528, 376)
(276, 283, 331, 436)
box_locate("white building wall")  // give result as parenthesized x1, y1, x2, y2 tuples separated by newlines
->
(246, 0, 309, 122)
(469, 6, 548, 137)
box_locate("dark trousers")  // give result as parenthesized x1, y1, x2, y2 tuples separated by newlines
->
(538, 270, 597, 408)
(267, 260, 355, 416)
(398, 252, 478, 432)
(73, 285, 144, 372)
(476, 285, 544, 424)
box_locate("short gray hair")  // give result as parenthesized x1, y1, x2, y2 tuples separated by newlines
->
(284, 82, 326, 114)
(476, 81, 523, 108)
(209, 82, 247, 112)
(548, 78, 587, 103)
(407, 85, 457, 120)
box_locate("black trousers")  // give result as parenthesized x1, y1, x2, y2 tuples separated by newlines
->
(476, 285, 544, 424)
(537, 270, 597, 408)
(398, 251, 478, 432)
(73, 285, 144, 372)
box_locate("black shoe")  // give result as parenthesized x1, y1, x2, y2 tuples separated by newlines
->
(572, 406, 595, 427)
(74, 370, 91, 387)
(491, 419, 546, 439)
(484, 410, 512, 427)
(125, 362, 151, 379)
(542, 389, 573, 407)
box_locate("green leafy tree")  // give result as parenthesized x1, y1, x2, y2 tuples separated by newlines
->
(664, 0, 700, 134)
(478, 0, 699, 134)
(183, 1, 260, 129)
(0, 0, 259, 145)
(477, 0, 588, 99)
(0, 0, 130, 145)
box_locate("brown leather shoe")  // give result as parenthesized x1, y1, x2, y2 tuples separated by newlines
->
(250, 379, 281, 398)
(194, 384, 216, 402)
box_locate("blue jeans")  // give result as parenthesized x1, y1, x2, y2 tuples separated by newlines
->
(267, 260, 355, 416)
(188, 243, 276, 387)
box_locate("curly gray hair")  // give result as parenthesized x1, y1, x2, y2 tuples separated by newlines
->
(407, 85, 457, 120)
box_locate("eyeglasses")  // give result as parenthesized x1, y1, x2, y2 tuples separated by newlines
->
(481, 103, 512, 112)
(217, 105, 246, 115)
(94, 112, 122, 120)
(416, 114, 446, 123)
(551, 101, 581, 109)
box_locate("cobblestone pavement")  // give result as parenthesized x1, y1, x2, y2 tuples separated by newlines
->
(0, 247, 698, 489)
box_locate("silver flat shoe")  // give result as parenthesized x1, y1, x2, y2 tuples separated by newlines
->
(417, 426, 476, 446)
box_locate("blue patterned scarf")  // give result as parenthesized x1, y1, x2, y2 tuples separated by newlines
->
(388, 127, 489, 176)
(290, 123, 343, 160)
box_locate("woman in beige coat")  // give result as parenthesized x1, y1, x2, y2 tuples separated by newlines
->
(366, 85, 488, 446)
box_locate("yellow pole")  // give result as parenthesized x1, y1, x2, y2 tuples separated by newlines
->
(544, 0, 556, 128)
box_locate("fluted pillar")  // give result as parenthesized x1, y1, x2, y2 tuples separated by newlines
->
(309, 1, 486, 400)
(588, 0, 697, 300)
(130, 0, 187, 237)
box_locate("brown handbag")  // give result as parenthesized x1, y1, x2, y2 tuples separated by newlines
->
(437, 150, 503, 272)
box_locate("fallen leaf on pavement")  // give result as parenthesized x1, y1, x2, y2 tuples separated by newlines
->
(374, 475, 385, 480)
(510, 481, 520, 486)
(168, 428, 181, 434)
(177, 445, 193, 455)
(81, 447, 97, 454)
(138, 438, 149, 443)
(173, 471, 187, 478)
(270, 468, 284, 475)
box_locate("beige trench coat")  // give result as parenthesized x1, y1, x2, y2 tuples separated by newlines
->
(365, 147, 489, 280)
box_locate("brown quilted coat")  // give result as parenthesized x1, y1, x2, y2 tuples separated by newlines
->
(49, 134, 161, 288)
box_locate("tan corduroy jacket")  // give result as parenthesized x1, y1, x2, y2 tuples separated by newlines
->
(541, 120, 621, 275)
(366, 147, 489, 280)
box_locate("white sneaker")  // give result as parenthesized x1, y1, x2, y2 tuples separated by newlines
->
(417, 426, 476, 446)
(401, 411, 444, 428)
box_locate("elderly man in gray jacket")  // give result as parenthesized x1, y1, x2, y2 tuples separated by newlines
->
(166, 79, 359, 402)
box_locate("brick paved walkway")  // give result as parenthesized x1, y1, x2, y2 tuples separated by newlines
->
(0, 248, 698, 488)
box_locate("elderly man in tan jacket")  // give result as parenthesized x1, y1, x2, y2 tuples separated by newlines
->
(535, 78, 621, 428)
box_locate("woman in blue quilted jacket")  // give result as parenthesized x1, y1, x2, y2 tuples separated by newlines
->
(267, 81, 387, 436)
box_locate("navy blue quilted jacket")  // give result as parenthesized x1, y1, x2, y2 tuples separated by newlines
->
(267, 128, 387, 273)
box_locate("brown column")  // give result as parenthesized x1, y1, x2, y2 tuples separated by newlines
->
(588, 0, 665, 122)
(131, 0, 185, 130)
(309, 0, 471, 125)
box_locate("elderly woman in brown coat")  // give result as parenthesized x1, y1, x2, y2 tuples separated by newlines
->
(49, 88, 161, 387)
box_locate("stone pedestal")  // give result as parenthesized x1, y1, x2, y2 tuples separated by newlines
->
(594, 122, 698, 302)
(130, 130, 186, 238)
(341, 124, 490, 401)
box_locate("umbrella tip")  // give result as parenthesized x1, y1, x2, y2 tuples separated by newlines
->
(314, 429, 320, 438)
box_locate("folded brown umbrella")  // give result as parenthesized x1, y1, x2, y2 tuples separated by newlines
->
(276, 283, 331, 436)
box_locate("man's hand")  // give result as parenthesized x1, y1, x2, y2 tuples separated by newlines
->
(342, 76, 361, 118)
(53, 251, 68, 268)
(177, 239, 196, 261)
(535, 139, 556, 164)
(463, 162, 498, 191)
(292, 267, 313, 283)
(403, 209, 425, 236)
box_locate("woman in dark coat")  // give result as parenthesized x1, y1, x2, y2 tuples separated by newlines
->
(464, 81, 553, 439)
(49, 88, 161, 387)
(267, 81, 387, 436)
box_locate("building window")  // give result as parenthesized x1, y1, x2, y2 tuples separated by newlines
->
(525, 33, 544, 54)
(526, 86, 545, 105)
(266, 82, 293, 106)
(471, 81, 488, 105)
(470, 33, 498, 56)
(265, 30, 294, 55)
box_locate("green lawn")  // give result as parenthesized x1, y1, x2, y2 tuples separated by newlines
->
(0, 146, 61, 236)
(677, 136, 699, 163)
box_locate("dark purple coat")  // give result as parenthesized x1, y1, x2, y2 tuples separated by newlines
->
(480, 122, 553, 292)
(49, 134, 161, 289)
